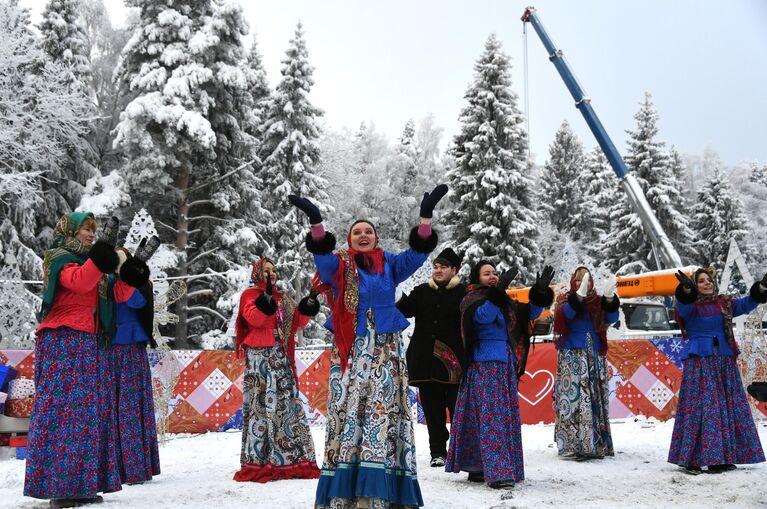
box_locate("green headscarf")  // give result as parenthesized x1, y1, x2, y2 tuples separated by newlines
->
(39, 212, 116, 344)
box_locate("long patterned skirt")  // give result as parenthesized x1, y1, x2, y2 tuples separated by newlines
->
(668, 354, 765, 467)
(315, 328, 423, 509)
(553, 333, 614, 458)
(445, 345, 524, 484)
(234, 344, 320, 482)
(24, 327, 122, 499)
(112, 343, 161, 484)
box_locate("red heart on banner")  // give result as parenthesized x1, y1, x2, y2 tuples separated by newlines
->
(518, 369, 555, 406)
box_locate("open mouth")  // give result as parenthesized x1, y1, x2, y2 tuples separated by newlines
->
(358, 239, 371, 247)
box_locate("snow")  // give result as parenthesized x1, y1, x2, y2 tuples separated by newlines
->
(2, 420, 765, 508)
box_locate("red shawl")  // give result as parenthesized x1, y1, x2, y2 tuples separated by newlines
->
(311, 227, 386, 373)
(553, 267, 609, 355)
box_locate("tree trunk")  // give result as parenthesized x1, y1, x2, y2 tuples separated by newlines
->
(174, 165, 191, 349)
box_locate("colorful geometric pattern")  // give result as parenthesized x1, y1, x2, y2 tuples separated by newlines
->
(1, 338, 765, 433)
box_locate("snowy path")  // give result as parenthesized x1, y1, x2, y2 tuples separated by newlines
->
(1, 420, 765, 509)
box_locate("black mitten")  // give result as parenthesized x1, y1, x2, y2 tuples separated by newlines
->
(601, 295, 620, 313)
(120, 257, 150, 288)
(674, 270, 697, 304)
(89, 240, 119, 274)
(99, 216, 120, 247)
(298, 290, 320, 316)
(567, 292, 584, 313)
(419, 184, 448, 218)
(134, 236, 161, 262)
(749, 281, 767, 304)
(289, 194, 323, 224)
(485, 285, 510, 308)
(255, 294, 277, 315)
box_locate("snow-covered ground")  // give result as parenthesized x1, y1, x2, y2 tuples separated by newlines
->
(1, 420, 765, 509)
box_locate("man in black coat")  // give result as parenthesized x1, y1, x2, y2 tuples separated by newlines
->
(397, 248, 466, 467)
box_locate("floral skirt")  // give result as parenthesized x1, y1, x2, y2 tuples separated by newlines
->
(315, 327, 423, 509)
(445, 345, 524, 484)
(234, 344, 320, 482)
(112, 343, 161, 484)
(553, 333, 614, 458)
(668, 354, 765, 467)
(24, 327, 122, 499)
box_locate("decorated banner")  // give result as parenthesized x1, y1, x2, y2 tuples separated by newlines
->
(1, 338, 765, 434)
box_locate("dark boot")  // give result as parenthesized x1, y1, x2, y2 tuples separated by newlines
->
(467, 471, 484, 483)
(682, 465, 702, 475)
(488, 479, 515, 489)
(50, 501, 76, 509)
(707, 464, 736, 473)
(74, 496, 103, 506)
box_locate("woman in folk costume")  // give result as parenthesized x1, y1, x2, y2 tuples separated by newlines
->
(233, 257, 321, 482)
(25, 213, 143, 507)
(552, 266, 620, 460)
(446, 260, 554, 489)
(111, 238, 161, 485)
(289, 184, 446, 509)
(668, 268, 766, 474)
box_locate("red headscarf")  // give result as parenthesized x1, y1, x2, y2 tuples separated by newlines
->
(312, 220, 385, 373)
(553, 266, 609, 355)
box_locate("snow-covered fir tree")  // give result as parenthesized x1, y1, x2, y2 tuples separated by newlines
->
(539, 120, 585, 234)
(80, 0, 133, 175)
(729, 160, 767, 271)
(0, 0, 92, 278)
(243, 33, 271, 152)
(114, 0, 263, 346)
(603, 92, 695, 271)
(572, 147, 615, 255)
(38, 0, 99, 236)
(39, 0, 92, 92)
(691, 167, 753, 270)
(257, 22, 328, 300)
(445, 34, 539, 280)
(749, 161, 767, 187)
(381, 119, 420, 244)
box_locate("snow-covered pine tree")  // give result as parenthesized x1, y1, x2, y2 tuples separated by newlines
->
(114, 0, 262, 346)
(38, 0, 99, 241)
(413, 114, 446, 193)
(80, 0, 133, 175)
(691, 167, 753, 270)
(39, 0, 92, 92)
(749, 161, 767, 187)
(380, 119, 420, 244)
(603, 92, 695, 271)
(257, 22, 329, 303)
(0, 0, 92, 278)
(572, 147, 615, 256)
(539, 120, 585, 234)
(445, 34, 539, 280)
(242, 32, 271, 158)
(668, 146, 694, 200)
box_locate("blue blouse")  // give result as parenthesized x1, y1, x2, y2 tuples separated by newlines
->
(473, 300, 544, 363)
(676, 295, 759, 359)
(314, 248, 428, 337)
(113, 289, 150, 345)
(557, 302, 619, 353)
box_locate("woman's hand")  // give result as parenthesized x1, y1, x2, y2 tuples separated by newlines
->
(419, 184, 448, 219)
(288, 194, 323, 225)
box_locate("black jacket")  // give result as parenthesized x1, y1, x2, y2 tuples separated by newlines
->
(396, 276, 466, 386)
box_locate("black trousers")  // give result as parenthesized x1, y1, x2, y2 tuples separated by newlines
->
(418, 382, 459, 458)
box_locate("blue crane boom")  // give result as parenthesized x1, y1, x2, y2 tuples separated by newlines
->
(521, 6, 683, 270)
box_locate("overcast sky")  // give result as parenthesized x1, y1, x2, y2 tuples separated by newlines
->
(21, 0, 767, 166)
